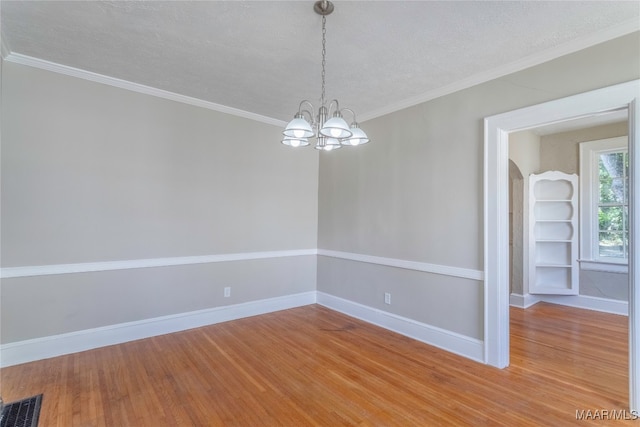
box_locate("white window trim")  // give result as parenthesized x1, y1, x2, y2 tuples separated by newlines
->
(579, 260, 628, 274)
(579, 136, 628, 273)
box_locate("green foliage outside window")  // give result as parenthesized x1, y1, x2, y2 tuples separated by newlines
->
(598, 151, 628, 259)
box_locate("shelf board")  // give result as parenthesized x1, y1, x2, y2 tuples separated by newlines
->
(530, 171, 578, 295)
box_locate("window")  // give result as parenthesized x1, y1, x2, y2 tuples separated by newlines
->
(598, 150, 628, 259)
(579, 136, 628, 272)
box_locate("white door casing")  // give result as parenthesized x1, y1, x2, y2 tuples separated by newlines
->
(484, 80, 640, 410)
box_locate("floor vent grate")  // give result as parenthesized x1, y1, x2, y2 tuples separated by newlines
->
(1, 395, 42, 427)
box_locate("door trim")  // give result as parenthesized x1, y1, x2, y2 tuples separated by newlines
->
(484, 79, 640, 410)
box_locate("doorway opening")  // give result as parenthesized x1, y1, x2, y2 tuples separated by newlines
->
(509, 117, 629, 307)
(484, 79, 639, 410)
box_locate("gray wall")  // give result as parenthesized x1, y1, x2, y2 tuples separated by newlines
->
(539, 122, 629, 301)
(540, 122, 628, 175)
(509, 131, 541, 297)
(317, 32, 639, 340)
(1, 61, 319, 342)
(2, 31, 639, 347)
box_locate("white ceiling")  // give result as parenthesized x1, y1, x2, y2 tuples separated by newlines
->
(2, 1, 639, 125)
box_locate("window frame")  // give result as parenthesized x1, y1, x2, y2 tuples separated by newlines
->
(579, 136, 628, 273)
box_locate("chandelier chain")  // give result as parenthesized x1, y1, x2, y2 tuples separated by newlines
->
(281, 1, 369, 150)
(321, 15, 326, 107)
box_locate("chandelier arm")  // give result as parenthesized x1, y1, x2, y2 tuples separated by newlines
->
(298, 100, 316, 121)
(299, 109, 315, 124)
(327, 99, 341, 117)
(282, 1, 368, 150)
(340, 108, 357, 124)
(298, 100, 314, 112)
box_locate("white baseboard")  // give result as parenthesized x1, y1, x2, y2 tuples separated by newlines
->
(539, 294, 628, 316)
(510, 292, 628, 316)
(316, 291, 484, 363)
(2, 290, 488, 367)
(509, 293, 541, 309)
(0, 291, 317, 368)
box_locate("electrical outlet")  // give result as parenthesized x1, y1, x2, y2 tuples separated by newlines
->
(384, 292, 391, 305)
(224, 287, 231, 298)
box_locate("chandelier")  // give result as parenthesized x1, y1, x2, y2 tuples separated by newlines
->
(282, 0, 370, 151)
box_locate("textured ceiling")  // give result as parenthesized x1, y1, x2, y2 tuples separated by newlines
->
(2, 1, 639, 124)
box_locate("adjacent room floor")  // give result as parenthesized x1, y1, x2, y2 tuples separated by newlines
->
(0, 302, 631, 425)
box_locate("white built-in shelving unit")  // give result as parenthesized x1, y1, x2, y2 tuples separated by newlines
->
(528, 171, 579, 295)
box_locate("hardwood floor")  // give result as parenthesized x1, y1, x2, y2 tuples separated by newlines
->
(0, 302, 633, 426)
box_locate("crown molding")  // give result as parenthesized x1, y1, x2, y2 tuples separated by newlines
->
(3, 52, 287, 127)
(3, 18, 638, 126)
(359, 19, 640, 122)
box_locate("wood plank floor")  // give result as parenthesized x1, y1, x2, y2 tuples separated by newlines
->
(0, 302, 633, 426)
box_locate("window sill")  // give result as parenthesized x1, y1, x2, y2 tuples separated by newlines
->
(578, 260, 628, 274)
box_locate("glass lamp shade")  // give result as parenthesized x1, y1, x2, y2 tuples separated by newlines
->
(281, 136, 310, 147)
(343, 126, 370, 146)
(319, 116, 352, 139)
(315, 137, 342, 151)
(283, 116, 314, 139)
